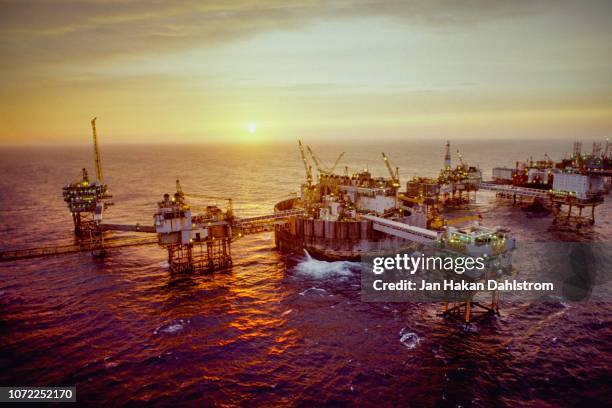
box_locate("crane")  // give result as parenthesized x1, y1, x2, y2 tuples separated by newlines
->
(457, 150, 464, 166)
(91, 117, 104, 182)
(306, 145, 323, 175)
(298, 141, 313, 187)
(306, 145, 344, 175)
(456, 149, 466, 167)
(381, 152, 400, 188)
(329, 152, 345, 174)
(175, 179, 233, 218)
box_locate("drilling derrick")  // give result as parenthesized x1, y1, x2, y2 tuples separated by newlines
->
(444, 140, 451, 169)
(592, 142, 602, 158)
(429, 141, 480, 207)
(573, 141, 582, 159)
(439, 141, 454, 185)
(62, 118, 113, 243)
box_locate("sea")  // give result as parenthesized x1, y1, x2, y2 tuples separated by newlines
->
(0, 139, 610, 406)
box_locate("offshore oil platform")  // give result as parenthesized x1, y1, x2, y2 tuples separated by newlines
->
(62, 118, 113, 253)
(487, 140, 610, 227)
(1, 119, 610, 324)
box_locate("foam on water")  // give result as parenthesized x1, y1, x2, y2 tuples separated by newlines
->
(1, 142, 610, 405)
(294, 250, 361, 279)
(298, 287, 328, 296)
(154, 319, 189, 335)
(399, 328, 420, 349)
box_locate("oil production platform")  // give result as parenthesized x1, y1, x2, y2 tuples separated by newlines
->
(486, 140, 610, 227)
(1, 119, 610, 324)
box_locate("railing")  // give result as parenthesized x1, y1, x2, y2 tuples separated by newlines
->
(0, 236, 158, 263)
(361, 214, 440, 243)
(479, 182, 549, 198)
(234, 209, 303, 226)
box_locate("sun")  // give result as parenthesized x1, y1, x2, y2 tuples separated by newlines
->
(246, 122, 257, 133)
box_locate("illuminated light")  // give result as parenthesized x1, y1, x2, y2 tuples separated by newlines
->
(246, 122, 258, 133)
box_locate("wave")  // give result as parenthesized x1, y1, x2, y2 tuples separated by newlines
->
(154, 319, 190, 335)
(399, 328, 420, 349)
(298, 287, 328, 296)
(294, 250, 361, 279)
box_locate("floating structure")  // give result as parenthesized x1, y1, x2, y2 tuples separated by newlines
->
(8, 134, 518, 324)
(275, 142, 515, 324)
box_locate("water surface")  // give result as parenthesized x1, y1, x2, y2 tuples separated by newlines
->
(0, 140, 610, 406)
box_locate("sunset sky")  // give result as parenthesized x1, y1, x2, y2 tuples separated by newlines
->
(1, 0, 611, 144)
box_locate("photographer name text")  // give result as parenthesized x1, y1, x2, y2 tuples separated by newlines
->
(372, 279, 554, 292)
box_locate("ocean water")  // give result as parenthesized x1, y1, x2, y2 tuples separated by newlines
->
(0, 140, 610, 406)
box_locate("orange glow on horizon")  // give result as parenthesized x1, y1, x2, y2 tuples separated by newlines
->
(0, 1, 611, 144)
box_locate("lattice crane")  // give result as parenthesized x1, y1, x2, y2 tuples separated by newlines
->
(381, 152, 400, 188)
(298, 141, 313, 187)
(175, 179, 233, 218)
(306, 145, 344, 175)
(91, 117, 104, 182)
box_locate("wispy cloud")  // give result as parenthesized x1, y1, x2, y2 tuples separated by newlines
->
(0, 0, 611, 143)
(0, 0, 553, 70)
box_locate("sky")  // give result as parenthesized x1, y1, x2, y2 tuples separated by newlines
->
(0, 0, 611, 144)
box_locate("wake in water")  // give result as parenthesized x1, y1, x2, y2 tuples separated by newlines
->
(399, 328, 420, 349)
(294, 250, 361, 279)
(298, 287, 328, 296)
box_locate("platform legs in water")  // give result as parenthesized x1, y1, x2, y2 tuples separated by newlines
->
(165, 239, 232, 273)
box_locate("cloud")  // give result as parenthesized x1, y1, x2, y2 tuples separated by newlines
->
(0, 0, 554, 73)
(1, 0, 611, 143)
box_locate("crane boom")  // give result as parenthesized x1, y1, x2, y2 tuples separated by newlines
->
(456, 149, 465, 166)
(307, 145, 344, 175)
(175, 179, 233, 217)
(306, 146, 324, 174)
(544, 153, 552, 164)
(381, 152, 400, 188)
(329, 152, 345, 174)
(91, 117, 104, 182)
(298, 141, 313, 186)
